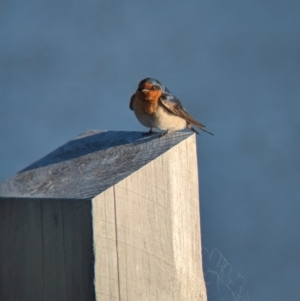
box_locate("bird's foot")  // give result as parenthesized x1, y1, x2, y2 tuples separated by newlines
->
(159, 130, 170, 137)
(142, 128, 156, 136)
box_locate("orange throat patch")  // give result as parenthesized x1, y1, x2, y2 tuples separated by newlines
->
(135, 91, 161, 114)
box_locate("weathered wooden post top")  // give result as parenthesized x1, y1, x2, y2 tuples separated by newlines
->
(0, 130, 207, 301)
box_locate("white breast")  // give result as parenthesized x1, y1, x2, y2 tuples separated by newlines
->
(153, 105, 187, 130)
(133, 100, 187, 131)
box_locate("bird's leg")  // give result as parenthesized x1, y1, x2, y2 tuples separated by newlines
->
(160, 130, 170, 137)
(142, 128, 155, 136)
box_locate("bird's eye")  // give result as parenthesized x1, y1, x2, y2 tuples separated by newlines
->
(151, 85, 159, 90)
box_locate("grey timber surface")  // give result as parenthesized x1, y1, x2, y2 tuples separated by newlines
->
(0, 131, 206, 301)
(0, 198, 95, 301)
(0, 130, 192, 199)
(92, 134, 207, 300)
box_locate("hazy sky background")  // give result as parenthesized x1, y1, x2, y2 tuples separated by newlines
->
(1, 1, 300, 300)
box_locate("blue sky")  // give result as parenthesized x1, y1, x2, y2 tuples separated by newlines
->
(1, 1, 300, 300)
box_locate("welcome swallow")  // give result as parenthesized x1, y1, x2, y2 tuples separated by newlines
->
(130, 78, 213, 136)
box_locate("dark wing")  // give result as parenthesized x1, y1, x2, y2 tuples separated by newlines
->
(159, 94, 214, 135)
(129, 94, 135, 110)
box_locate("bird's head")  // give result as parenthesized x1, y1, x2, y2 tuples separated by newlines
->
(136, 78, 164, 101)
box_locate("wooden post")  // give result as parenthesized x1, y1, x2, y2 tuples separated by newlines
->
(0, 130, 207, 301)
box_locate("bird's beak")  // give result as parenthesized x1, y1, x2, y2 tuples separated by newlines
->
(142, 89, 149, 92)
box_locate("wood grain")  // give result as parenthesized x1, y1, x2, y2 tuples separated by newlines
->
(0, 130, 193, 200)
(92, 134, 207, 301)
(0, 130, 206, 301)
(0, 198, 94, 301)
(0, 198, 43, 301)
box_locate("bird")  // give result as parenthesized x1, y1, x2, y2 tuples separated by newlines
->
(129, 78, 213, 136)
